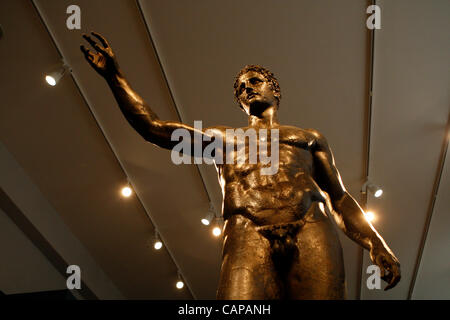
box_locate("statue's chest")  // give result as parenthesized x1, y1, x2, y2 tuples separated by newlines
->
(220, 129, 315, 180)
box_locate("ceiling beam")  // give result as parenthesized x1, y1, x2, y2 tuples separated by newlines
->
(356, 0, 378, 300)
(0, 188, 95, 300)
(0, 141, 123, 299)
(408, 114, 450, 299)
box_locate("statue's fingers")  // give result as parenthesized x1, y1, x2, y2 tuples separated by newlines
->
(80, 44, 89, 54)
(82, 34, 102, 52)
(80, 45, 93, 59)
(80, 45, 97, 68)
(383, 261, 401, 290)
(93, 43, 106, 55)
(91, 31, 109, 48)
(381, 270, 392, 283)
(384, 272, 401, 291)
(375, 257, 385, 278)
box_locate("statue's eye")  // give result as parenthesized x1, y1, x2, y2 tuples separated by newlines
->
(239, 83, 245, 93)
(250, 78, 262, 85)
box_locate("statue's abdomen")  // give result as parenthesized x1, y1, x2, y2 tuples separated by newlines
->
(222, 168, 326, 225)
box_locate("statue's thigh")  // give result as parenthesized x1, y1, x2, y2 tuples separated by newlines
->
(217, 219, 282, 299)
(287, 218, 347, 299)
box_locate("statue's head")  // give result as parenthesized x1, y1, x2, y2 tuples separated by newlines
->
(234, 65, 281, 114)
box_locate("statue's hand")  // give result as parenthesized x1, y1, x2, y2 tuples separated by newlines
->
(370, 241, 401, 290)
(80, 32, 119, 78)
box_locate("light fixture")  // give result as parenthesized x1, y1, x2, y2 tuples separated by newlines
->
(212, 227, 221, 237)
(361, 180, 383, 198)
(176, 272, 184, 289)
(45, 64, 69, 87)
(201, 203, 216, 226)
(212, 217, 223, 237)
(364, 211, 376, 222)
(120, 182, 133, 198)
(201, 213, 214, 226)
(121, 187, 132, 197)
(153, 231, 163, 250)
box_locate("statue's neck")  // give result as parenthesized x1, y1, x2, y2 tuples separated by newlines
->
(248, 106, 279, 128)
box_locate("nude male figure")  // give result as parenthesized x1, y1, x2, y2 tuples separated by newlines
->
(81, 32, 401, 299)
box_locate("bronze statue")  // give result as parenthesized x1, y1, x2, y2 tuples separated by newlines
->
(81, 32, 400, 299)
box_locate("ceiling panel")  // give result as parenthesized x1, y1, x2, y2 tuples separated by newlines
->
(0, 208, 65, 295)
(361, 0, 450, 299)
(0, 141, 121, 299)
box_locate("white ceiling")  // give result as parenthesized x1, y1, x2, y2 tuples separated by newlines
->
(0, 0, 448, 299)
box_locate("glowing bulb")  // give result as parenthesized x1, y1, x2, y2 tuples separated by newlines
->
(374, 189, 383, 198)
(212, 227, 221, 237)
(154, 241, 162, 250)
(365, 211, 375, 222)
(45, 66, 67, 87)
(45, 75, 56, 86)
(201, 218, 210, 226)
(176, 281, 184, 289)
(121, 186, 132, 197)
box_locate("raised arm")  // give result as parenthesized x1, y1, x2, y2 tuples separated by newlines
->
(309, 129, 401, 290)
(80, 32, 214, 151)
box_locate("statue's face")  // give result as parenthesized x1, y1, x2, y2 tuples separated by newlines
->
(237, 71, 278, 114)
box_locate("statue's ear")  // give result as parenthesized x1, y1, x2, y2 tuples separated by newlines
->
(274, 93, 281, 105)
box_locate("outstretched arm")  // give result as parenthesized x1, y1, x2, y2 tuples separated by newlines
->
(80, 32, 214, 151)
(309, 129, 401, 290)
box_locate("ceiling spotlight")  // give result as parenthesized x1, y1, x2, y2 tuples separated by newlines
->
(45, 64, 69, 87)
(364, 211, 376, 222)
(121, 185, 132, 197)
(176, 272, 184, 289)
(212, 227, 221, 237)
(361, 180, 383, 198)
(202, 203, 216, 226)
(374, 189, 383, 198)
(154, 240, 162, 250)
(153, 231, 163, 250)
(212, 217, 223, 237)
(176, 280, 184, 289)
(201, 216, 212, 226)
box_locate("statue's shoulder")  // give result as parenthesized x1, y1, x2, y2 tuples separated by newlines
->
(279, 126, 327, 149)
(302, 128, 324, 140)
(279, 125, 322, 139)
(302, 128, 330, 150)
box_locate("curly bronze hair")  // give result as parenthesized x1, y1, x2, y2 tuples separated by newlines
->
(233, 65, 281, 109)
